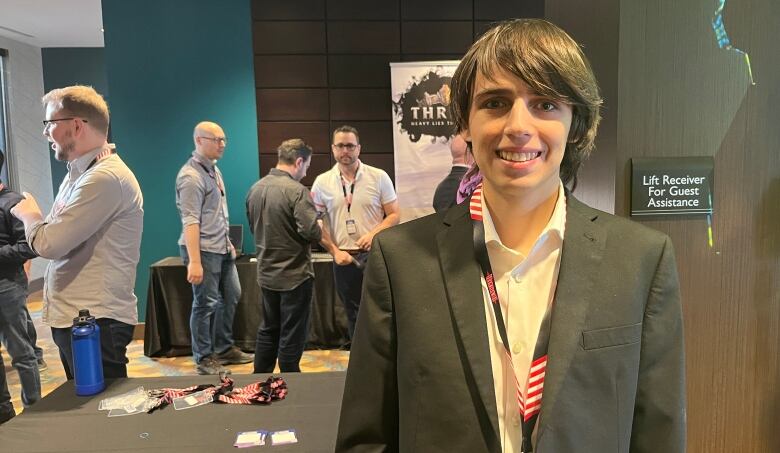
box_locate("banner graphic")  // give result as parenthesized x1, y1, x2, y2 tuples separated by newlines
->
(390, 60, 460, 222)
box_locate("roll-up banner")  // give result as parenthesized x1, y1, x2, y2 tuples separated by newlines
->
(390, 60, 460, 223)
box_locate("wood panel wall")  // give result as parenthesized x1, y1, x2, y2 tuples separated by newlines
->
(550, 0, 780, 450)
(250, 0, 543, 185)
(612, 0, 779, 451)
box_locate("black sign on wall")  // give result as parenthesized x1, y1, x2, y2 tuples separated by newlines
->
(631, 157, 714, 216)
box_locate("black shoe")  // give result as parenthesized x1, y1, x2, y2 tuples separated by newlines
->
(0, 411, 14, 425)
(216, 346, 253, 365)
(196, 356, 227, 375)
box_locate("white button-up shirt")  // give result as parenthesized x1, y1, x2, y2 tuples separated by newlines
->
(27, 145, 144, 328)
(480, 183, 566, 452)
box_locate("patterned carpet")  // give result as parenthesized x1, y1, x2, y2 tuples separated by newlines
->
(2, 292, 349, 416)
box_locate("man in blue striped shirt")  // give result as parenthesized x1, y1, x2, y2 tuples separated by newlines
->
(176, 121, 252, 375)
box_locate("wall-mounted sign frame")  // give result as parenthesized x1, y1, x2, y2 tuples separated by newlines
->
(631, 157, 714, 216)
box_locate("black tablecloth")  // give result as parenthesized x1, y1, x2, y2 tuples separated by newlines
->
(0, 372, 346, 452)
(144, 255, 349, 357)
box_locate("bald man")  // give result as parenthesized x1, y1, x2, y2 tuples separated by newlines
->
(175, 121, 252, 375)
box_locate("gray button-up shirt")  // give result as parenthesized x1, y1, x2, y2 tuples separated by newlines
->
(26, 144, 144, 328)
(176, 152, 231, 254)
(246, 168, 321, 291)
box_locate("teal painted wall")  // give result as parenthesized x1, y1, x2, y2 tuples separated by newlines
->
(41, 47, 109, 190)
(102, 0, 259, 319)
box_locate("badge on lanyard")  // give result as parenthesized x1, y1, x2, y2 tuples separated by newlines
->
(345, 219, 358, 235)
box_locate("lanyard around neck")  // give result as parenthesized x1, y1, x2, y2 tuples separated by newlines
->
(470, 184, 553, 453)
(193, 157, 224, 196)
(86, 148, 116, 172)
(339, 166, 358, 214)
(56, 148, 116, 218)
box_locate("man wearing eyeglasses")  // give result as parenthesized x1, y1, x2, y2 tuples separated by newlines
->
(311, 125, 399, 340)
(175, 121, 252, 375)
(11, 85, 143, 380)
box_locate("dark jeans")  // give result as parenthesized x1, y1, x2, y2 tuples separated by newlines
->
(180, 246, 241, 364)
(254, 278, 313, 373)
(333, 252, 368, 339)
(1, 307, 42, 361)
(0, 348, 14, 424)
(0, 281, 40, 407)
(25, 308, 44, 361)
(51, 318, 135, 379)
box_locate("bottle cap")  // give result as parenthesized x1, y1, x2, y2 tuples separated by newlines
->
(74, 309, 96, 325)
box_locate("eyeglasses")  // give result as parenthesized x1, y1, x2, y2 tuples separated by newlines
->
(42, 118, 88, 128)
(198, 136, 227, 145)
(333, 143, 358, 150)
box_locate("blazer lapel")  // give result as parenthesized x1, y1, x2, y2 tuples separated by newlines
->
(536, 196, 607, 439)
(436, 203, 501, 446)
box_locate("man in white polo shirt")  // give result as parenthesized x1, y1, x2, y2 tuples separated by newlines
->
(312, 125, 399, 339)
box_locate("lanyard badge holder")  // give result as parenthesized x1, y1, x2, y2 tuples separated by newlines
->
(345, 219, 358, 235)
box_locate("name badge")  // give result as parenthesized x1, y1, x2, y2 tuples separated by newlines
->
(345, 219, 358, 235)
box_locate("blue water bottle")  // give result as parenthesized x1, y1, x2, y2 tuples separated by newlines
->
(72, 309, 105, 396)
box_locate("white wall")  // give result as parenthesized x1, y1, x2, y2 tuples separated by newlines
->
(0, 35, 54, 280)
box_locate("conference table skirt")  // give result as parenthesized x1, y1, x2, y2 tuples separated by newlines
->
(144, 255, 350, 357)
(0, 372, 346, 452)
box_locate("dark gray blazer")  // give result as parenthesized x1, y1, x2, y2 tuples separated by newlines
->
(336, 195, 686, 453)
(432, 165, 469, 213)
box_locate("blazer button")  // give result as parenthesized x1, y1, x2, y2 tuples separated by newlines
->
(512, 342, 522, 354)
(512, 414, 521, 426)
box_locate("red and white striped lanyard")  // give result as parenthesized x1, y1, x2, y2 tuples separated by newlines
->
(470, 184, 552, 453)
(86, 146, 115, 171)
(147, 375, 288, 413)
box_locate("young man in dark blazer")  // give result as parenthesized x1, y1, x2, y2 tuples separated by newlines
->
(336, 19, 686, 453)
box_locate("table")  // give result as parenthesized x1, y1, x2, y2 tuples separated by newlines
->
(0, 372, 346, 452)
(144, 254, 349, 357)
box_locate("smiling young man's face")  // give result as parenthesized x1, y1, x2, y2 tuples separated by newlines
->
(463, 68, 573, 201)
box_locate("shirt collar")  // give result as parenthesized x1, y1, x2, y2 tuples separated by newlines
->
(333, 159, 363, 181)
(482, 182, 567, 256)
(269, 167, 294, 179)
(68, 146, 105, 177)
(191, 150, 216, 169)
